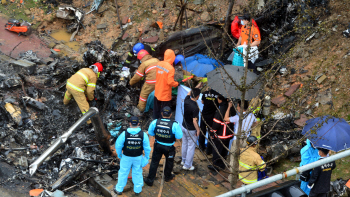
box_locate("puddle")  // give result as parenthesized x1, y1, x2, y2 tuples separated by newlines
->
(50, 29, 80, 51)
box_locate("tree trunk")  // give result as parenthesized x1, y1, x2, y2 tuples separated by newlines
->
(229, 20, 251, 190)
(220, 0, 235, 58)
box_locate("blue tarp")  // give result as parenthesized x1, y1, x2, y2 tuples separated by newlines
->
(180, 54, 222, 77)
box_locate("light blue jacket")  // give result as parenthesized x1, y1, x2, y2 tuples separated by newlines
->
(300, 139, 320, 195)
(148, 119, 183, 146)
(115, 127, 151, 160)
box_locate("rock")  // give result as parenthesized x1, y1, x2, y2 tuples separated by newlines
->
(316, 90, 332, 105)
(164, 9, 170, 16)
(271, 95, 286, 107)
(143, 36, 158, 43)
(96, 23, 107, 29)
(317, 75, 327, 84)
(95, 31, 100, 38)
(193, 0, 204, 5)
(284, 83, 301, 97)
(48, 42, 56, 48)
(200, 11, 212, 22)
(207, 4, 215, 12)
(122, 32, 129, 41)
(152, 10, 157, 14)
(159, 30, 164, 41)
(301, 75, 310, 81)
(330, 76, 336, 82)
(24, 10, 31, 15)
(122, 16, 128, 25)
(314, 32, 320, 39)
(172, 165, 182, 174)
(294, 114, 308, 127)
(281, 84, 291, 89)
(131, 37, 138, 45)
(174, 156, 181, 163)
(150, 30, 157, 37)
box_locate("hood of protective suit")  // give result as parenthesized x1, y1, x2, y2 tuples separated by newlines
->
(163, 49, 175, 65)
(127, 127, 141, 134)
(306, 139, 313, 147)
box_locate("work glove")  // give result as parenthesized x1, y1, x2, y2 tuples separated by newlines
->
(176, 78, 184, 85)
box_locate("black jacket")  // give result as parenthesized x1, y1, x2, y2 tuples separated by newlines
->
(211, 102, 234, 140)
(124, 45, 155, 67)
(308, 158, 336, 194)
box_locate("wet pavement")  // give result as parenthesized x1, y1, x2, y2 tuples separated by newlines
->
(0, 15, 51, 59)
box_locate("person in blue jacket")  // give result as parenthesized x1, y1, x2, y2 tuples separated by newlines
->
(114, 116, 151, 196)
(299, 139, 320, 195)
(144, 106, 183, 186)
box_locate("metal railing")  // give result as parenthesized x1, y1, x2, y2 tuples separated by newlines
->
(217, 149, 350, 197)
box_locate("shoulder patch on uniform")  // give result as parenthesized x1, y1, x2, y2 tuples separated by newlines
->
(254, 34, 258, 38)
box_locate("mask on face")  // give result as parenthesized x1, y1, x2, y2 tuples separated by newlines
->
(90, 65, 99, 74)
(241, 20, 245, 26)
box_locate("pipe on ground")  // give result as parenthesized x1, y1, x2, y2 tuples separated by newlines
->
(29, 107, 99, 176)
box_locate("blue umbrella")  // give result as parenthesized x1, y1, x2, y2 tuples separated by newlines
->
(302, 116, 350, 152)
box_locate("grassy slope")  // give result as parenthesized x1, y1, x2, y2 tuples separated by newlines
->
(273, 156, 350, 182)
(268, 0, 350, 184)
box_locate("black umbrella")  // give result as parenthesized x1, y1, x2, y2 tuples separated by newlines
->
(206, 65, 262, 100)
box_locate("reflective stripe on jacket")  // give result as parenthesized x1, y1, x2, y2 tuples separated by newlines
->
(67, 68, 97, 100)
(239, 147, 266, 184)
(210, 103, 234, 140)
(154, 49, 178, 101)
(129, 54, 159, 86)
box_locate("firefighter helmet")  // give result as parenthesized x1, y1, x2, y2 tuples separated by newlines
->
(137, 49, 149, 60)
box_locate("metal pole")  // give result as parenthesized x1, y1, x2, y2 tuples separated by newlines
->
(217, 148, 350, 197)
(29, 107, 99, 176)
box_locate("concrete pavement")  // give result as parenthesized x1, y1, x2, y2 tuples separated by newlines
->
(0, 15, 51, 59)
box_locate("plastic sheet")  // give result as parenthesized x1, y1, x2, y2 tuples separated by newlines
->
(175, 85, 203, 127)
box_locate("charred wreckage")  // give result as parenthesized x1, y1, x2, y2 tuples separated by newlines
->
(0, 0, 335, 195)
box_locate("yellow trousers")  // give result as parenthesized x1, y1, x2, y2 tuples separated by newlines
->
(137, 83, 155, 112)
(63, 86, 91, 124)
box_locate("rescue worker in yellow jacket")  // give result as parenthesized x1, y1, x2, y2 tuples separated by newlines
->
(129, 49, 159, 112)
(63, 63, 103, 124)
(239, 136, 266, 185)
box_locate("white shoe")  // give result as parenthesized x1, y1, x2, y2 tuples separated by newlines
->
(181, 162, 184, 165)
(182, 166, 195, 171)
